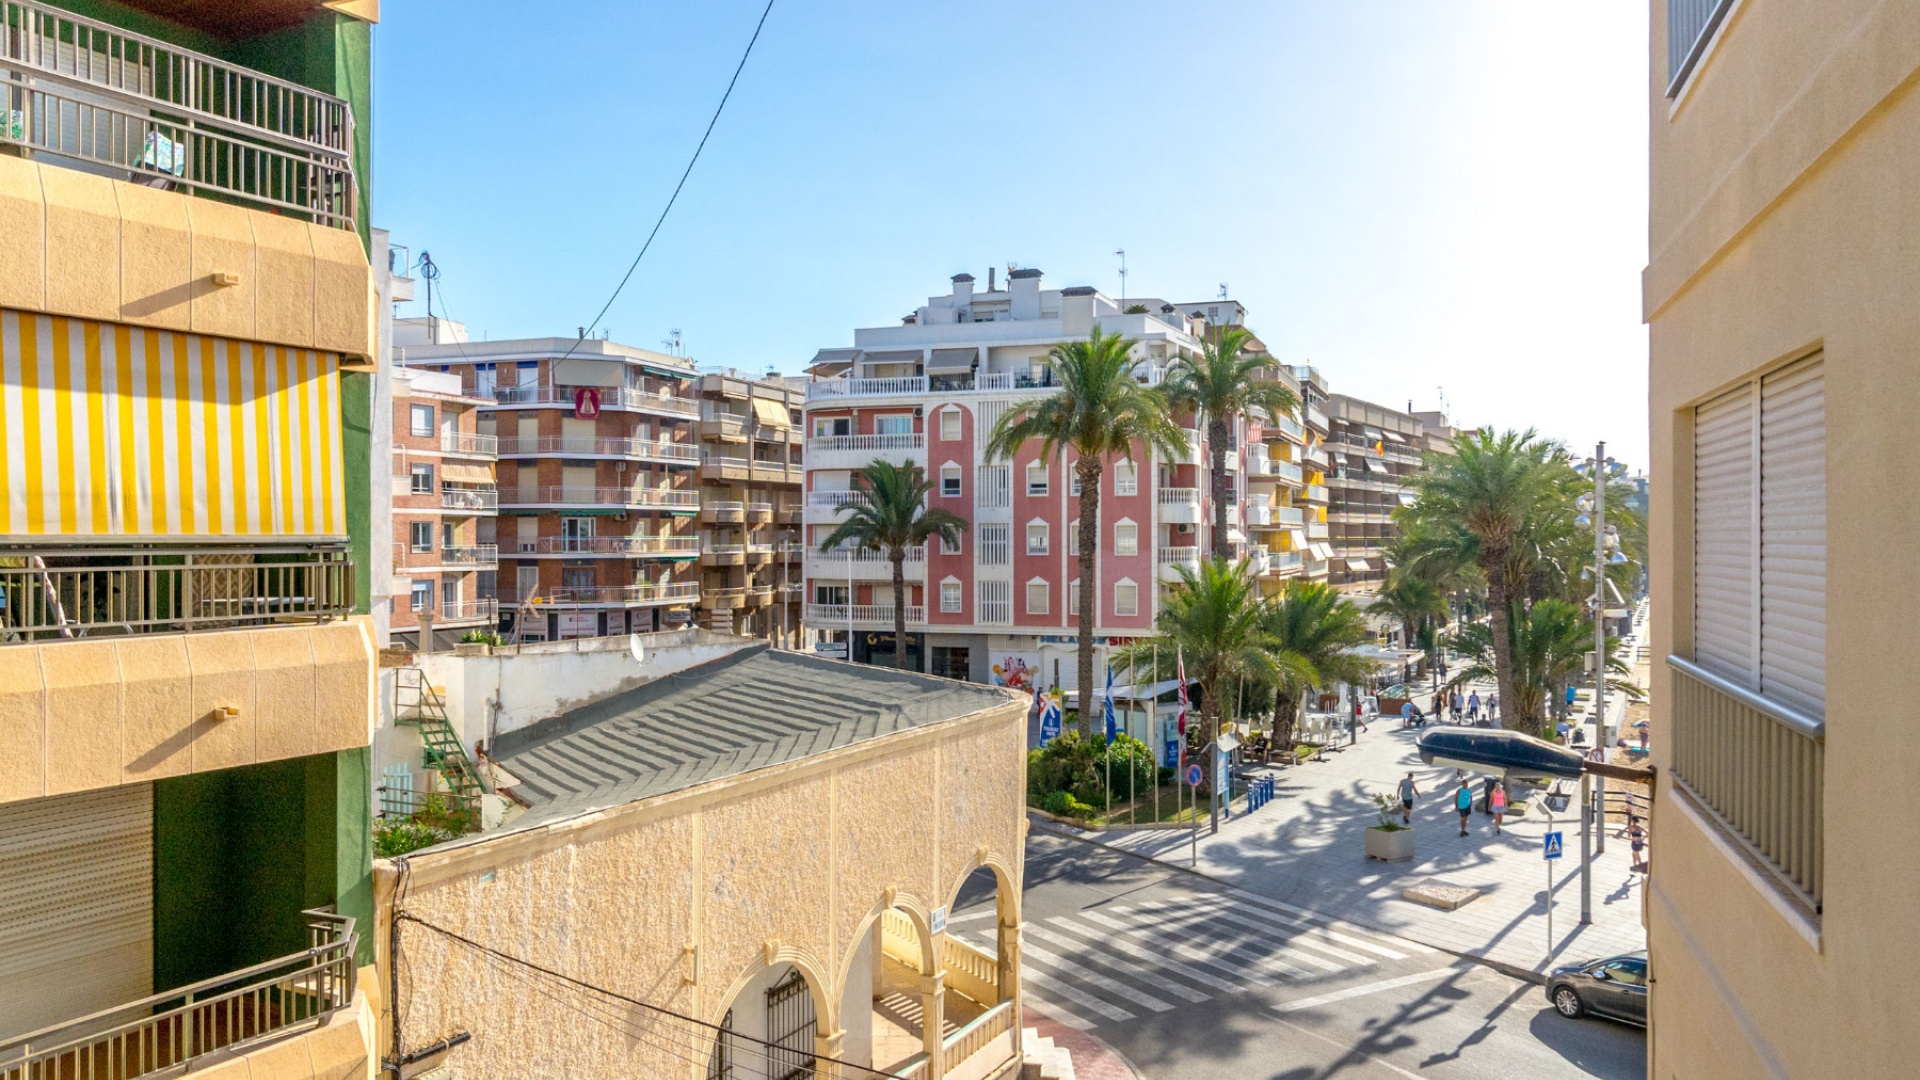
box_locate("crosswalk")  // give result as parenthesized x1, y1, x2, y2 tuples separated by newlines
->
(950, 890, 1437, 1030)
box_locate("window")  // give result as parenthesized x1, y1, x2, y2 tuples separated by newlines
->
(875, 414, 913, 435)
(1115, 579, 1139, 617)
(815, 585, 849, 606)
(1025, 579, 1049, 615)
(814, 416, 851, 438)
(1114, 461, 1138, 496)
(977, 523, 1010, 565)
(1667, 0, 1735, 95)
(1069, 528, 1079, 557)
(410, 521, 433, 552)
(441, 580, 460, 610)
(1027, 462, 1049, 497)
(1114, 521, 1138, 556)
(941, 578, 963, 613)
(1026, 521, 1049, 555)
(410, 404, 435, 437)
(562, 567, 596, 589)
(1068, 579, 1079, 614)
(1692, 355, 1826, 717)
(1070, 470, 1081, 497)
(941, 463, 962, 498)
(940, 407, 962, 441)
(410, 464, 434, 495)
(442, 522, 456, 548)
(941, 531, 962, 556)
(410, 581, 431, 612)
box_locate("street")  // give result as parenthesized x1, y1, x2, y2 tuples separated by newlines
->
(959, 832, 1645, 1079)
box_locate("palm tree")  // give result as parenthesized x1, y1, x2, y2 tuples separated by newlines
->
(987, 327, 1186, 731)
(817, 459, 967, 669)
(1402, 430, 1565, 733)
(1370, 572, 1447, 654)
(1115, 558, 1300, 834)
(1446, 598, 1641, 735)
(1161, 328, 1300, 559)
(1260, 581, 1375, 750)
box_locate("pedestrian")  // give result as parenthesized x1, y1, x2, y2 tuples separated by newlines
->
(1432, 690, 1446, 724)
(1629, 815, 1648, 872)
(1450, 689, 1463, 722)
(1486, 695, 1498, 726)
(1454, 780, 1473, 836)
(1467, 690, 1481, 722)
(1398, 772, 1419, 825)
(1490, 781, 1507, 834)
(1353, 698, 1368, 734)
(1481, 775, 1497, 815)
(1401, 699, 1416, 728)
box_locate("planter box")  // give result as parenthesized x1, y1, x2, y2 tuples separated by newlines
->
(1365, 825, 1416, 862)
(453, 642, 493, 657)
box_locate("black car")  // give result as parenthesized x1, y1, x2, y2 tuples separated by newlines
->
(1545, 951, 1648, 1027)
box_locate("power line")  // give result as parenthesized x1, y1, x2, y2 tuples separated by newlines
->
(394, 910, 903, 1078)
(558, 0, 778, 362)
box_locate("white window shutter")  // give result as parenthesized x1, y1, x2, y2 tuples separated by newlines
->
(1759, 356, 1825, 718)
(1693, 383, 1756, 682)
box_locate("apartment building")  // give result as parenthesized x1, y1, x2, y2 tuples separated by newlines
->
(1644, 1, 1905, 1075)
(401, 326, 705, 641)
(1323, 394, 1430, 593)
(801, 269, 1301, 691)
(0, 2, 379, 1076)
(693, 367, 806, 641)
(388, 366, 500, 649)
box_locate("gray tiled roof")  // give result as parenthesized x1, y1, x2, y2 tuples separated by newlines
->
(485, 647, 1016, 832)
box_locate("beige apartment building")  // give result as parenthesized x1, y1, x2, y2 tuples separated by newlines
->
(1645, 1, 1913, 1076)
(693, 368, 806, 641)
(388, 367, 500, 649)
(1323, 394, 1427, 594)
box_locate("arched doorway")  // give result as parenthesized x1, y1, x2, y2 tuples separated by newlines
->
(861, 902, 936, 1076)
(704, 962, 826, 1080)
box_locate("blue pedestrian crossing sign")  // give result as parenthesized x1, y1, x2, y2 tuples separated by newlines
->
(1543, 832, 1565, 860)
(1185, 763, 1204, 787)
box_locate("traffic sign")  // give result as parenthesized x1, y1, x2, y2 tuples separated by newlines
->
(929, 906, 948, 936)
(1543, 831, 1565, 860)
(1184, 763, 1203, 787)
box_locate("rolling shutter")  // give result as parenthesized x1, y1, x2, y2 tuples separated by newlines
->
(0, 785, 153, 1041)
(1692, 384, 1756, 682)
(1759, 357, 1825, 717)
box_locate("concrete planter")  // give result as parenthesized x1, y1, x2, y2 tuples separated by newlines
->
(1365, 825, 1416, 862)
(453, 642, 493, 657)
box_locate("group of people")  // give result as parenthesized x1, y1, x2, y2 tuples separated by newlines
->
(1430, 688, 1495, 725)
(1396, 770, 1509, 836)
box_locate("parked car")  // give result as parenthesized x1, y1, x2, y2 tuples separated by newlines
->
(1545, 951, 1647, 1026)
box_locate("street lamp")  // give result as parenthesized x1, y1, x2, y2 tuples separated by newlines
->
(1575, 442, 1630, 926)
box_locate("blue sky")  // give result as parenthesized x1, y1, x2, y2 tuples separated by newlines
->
(373, 2, 1649, 463)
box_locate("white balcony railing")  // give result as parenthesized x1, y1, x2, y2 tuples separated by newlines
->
(804, 603, 923, 625)
(495, 435, 698, 463)
(806, 433, 926, 454)
(490, 383, 698, 416)
(1157, 545, 1201, 567)
(806, 490, 872, 510)
(438, 597, 499, 621)
(440, 488, 499, 512)
(1268, 550, 1304, 574)
(533, 535, 700, 556)
(1274, 505, 1305, 527)
(439, 544, 498, 566)
(438, 431, 497, 457)
(1157, 487, 1200, 505)
(805, 376, 929, 401)
(510, 486, 699, 509)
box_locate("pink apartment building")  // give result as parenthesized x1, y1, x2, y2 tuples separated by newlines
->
(802, 270, 1320, 701)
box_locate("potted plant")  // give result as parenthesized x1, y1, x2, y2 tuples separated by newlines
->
(1365, 792, 1417, 862)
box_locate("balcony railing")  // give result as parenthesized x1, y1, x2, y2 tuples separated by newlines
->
(438, 597, 498, 622)
(807, 433, 925, 454)
(504, 582, 700, 608)
(491, 383, 697, 416)
(806, 490, 871, 509)
(0, 2, 357, 228)
(804, 603, 923, 625)
(533, 535, 699, 556)
(508, 486, 699, 509)
(805, 365, 1167, 402)
(436, 544, 497, 567)
(1668, 655, 1824, 912)
(0, 908, 355, 1080)
(1157, 545, 1200, 567)
(0, 545, 351, 642)
(1157, 487, 1200, 505)
(439, 431, 497, 457)
(1268, 550, 1304, 574)
(495, 435, 698, 463)
(440, 488, 499, 512)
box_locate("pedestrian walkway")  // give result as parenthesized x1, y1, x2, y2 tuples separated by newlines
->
(1039, 718, 1647, 976)
(956, 887, 1435, 1031)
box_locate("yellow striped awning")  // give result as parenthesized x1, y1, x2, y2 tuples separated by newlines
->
(0, 309, 346, 540)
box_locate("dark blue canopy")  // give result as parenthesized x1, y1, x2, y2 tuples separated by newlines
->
(1415, 728, 1585, 780)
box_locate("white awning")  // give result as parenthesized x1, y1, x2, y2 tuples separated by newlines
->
(1397, 491, 1417, 506)
(1381, 430, 1406, 443)
(1362, 426, 1384, 441)
(1227, 528, 1248, 544)
(1310, 542, 1335, 559)
(1332, 451, 1348, 463)
(1346, 558, 1373, 571)
(1358, 457, 1379, 473)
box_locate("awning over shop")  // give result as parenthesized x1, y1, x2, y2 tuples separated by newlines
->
(926, 348, 978, 372)
(1346, 558, 1373, 571)
(442, 464, 495, 484)
(750, 398, 791, 428)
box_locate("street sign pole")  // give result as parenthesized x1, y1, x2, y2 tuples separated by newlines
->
(1185, 762, 1204, 867)
(1580, 773, 1593, 925)
(1543, 824, 1565, 959)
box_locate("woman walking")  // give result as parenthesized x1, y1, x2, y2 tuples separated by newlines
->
(1490, 781, 1507, 834)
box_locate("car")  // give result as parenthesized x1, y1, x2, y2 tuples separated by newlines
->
(1545, 950, 1648, 1027)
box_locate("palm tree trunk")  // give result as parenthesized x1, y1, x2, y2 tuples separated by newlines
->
(1485, 554, 1527, 735)
(890, 551, 907, 670)
(1076, 457, 1102, 737)
(1208, 417, 1232, 560)
(1272, 685, 1299, 750)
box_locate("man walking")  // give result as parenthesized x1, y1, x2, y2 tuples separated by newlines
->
(1398, 772, 1419, 825)
(1455, 780, 1474, 836)
(1467, 690, 1481, 723)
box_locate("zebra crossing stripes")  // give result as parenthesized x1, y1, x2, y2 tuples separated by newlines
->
(1022, 923, 1212, 1002)
(1140, 892, 1427, 961)
(1039, 916, 1248, 993)
(1072, 907, 1315, 983)
(1106, 906, 1331, 978)
(1130, 899, 1380, 967)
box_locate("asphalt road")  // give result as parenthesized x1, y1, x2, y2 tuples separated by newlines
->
(955, 831, 1644, 1080)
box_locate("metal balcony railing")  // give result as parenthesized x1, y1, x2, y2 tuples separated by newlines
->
(440, 488, 498, 512)
(438, 597, 497, 622)
(0, 2, 357, 228)
(534, 535, 699, 556)
(1668, 654, 1825, 911)
(491, 383, 697, 416)
(0, 545, 351, 643)
(496, 435, 699, 462)
(504, 582, 700, 607)
(508, 486, 698, 509)
(438, 544, 497, 566)
(0, 908, 355, 1080)
(438, 431, 497, 457)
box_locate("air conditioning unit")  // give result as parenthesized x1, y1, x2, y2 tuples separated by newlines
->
(1175, 523, 1195, 535)
(913, 406, 924, 418)
(615, 512, 628, 521)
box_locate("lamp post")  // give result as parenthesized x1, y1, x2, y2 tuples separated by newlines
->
(1575, 442, 1623, 926)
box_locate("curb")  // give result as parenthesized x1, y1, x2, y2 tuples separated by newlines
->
(1027, 818, 1552, 986)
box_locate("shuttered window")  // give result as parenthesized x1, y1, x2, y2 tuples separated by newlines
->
(1691, 355, 1825, 717)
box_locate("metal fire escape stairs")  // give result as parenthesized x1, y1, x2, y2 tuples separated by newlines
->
(394, 666, 488, 806)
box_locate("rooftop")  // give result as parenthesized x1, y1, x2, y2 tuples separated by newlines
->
(484, 646, 1017, 832)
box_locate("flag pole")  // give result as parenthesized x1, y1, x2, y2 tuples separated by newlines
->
(1153, 643, 1160, 826)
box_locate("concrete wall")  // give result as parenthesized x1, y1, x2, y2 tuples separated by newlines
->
(0, 620, 375, 806)
(376, 695, 1026, 1079)
(1645, 2, 1920, 1077)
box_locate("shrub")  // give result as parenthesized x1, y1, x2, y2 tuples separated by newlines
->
(1370, 791, 1408, 832)
(1029, 729, 1161, 806)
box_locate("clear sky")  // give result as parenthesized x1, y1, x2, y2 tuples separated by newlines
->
(373, 2, 1650, 464)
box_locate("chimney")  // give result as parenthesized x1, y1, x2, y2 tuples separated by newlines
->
(578, 326, 587, 339)
(988, 266, 996, 292)
(1008, 267, 1043, 320)
(951, 272, 975, 308)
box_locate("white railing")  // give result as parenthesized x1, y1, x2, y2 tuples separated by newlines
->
(514, 486, 699, 509)
(439, 431, 497, 456)
(491, 383, 698, 415)
(746, 501, 776, 516)
(514, 582, 700, 607)
(705, 501, 745, 516)
(805, 375, 930, 400)
(1247, 503, 1271, 526)
(1304, 484, 1329, 502)
(1268, 414, 1305, 440)
(804, 603, 923, 625)
(1304, 445, 1329, 467)
(1157, 487, 1200, 505)
(1274, 505, 1305, 527)
(807, 433, 925, 454)
(440, 488, 498, 512)
(439, 544, 498, 566)
(1270, 460, 1305, 485)
(941, 1000, 1017, 1078)
(806, 490, 871, 509)
(1305, 404, 1328, 430)
(439, 597, 498, 621)
(1268, 551, 1304, 574)
(702, 455, 751, 471)
(889, 1054, 930, 1080)
(531, 535, 697, 556)
(0, 2, 357, 228)
(815, 546, 927, 564)
(1157, 545, 1200, 566)
(496, 435, 698, 462)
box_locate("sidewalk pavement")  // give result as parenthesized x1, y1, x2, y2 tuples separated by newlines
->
(1044, 718, 1647, 976)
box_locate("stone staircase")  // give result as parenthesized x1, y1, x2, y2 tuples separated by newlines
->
(1020, 1028, 1076, 1080)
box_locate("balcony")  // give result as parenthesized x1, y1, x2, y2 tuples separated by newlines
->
(804, 364, 1169, 402)
(806, 375, 929, 401)
(438, 597, 499, 624)
(495, 436, 698, 466)
(1304, 444, 1329, 468)
(699, 455, 752, 483)
(530, 535, 700, 558)
(1156, 545, 1200, 581)
(440, 488, 499, 515)
(751, 460, 803, 486)
(1246, 502, 1271, 527)
(806, 489, 872, 523)
(743, 585, 773, 606)
(0, 908, 358, 1080)
(504, 486, 699, 512)
(1272, 505, 1305, 527)
(1667, 655, 1824, 913)
(1157, 486, 1202, 525)
(0, 544, 352, 642)
(504, 582, 700, 609)
(697, 414, 747, 442)
(0, 4, 357, 229)
(775, 503, 803, 525)
(491, 382, 697, 418)
(810, 546, 928, 581)
(1306, 521, 1330, 540)
(701, 544, 746, 568)
(1267, 550, 1305, 576)
(1303, 483, 1330, 503)
(439, 431, 498, 458)
(1305, 404, 1329, 432)
(804, 603, 924, 627)
(703, 586, 747, 611)
(702, 501, 745, 525)
(744, 501, 775, 523)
